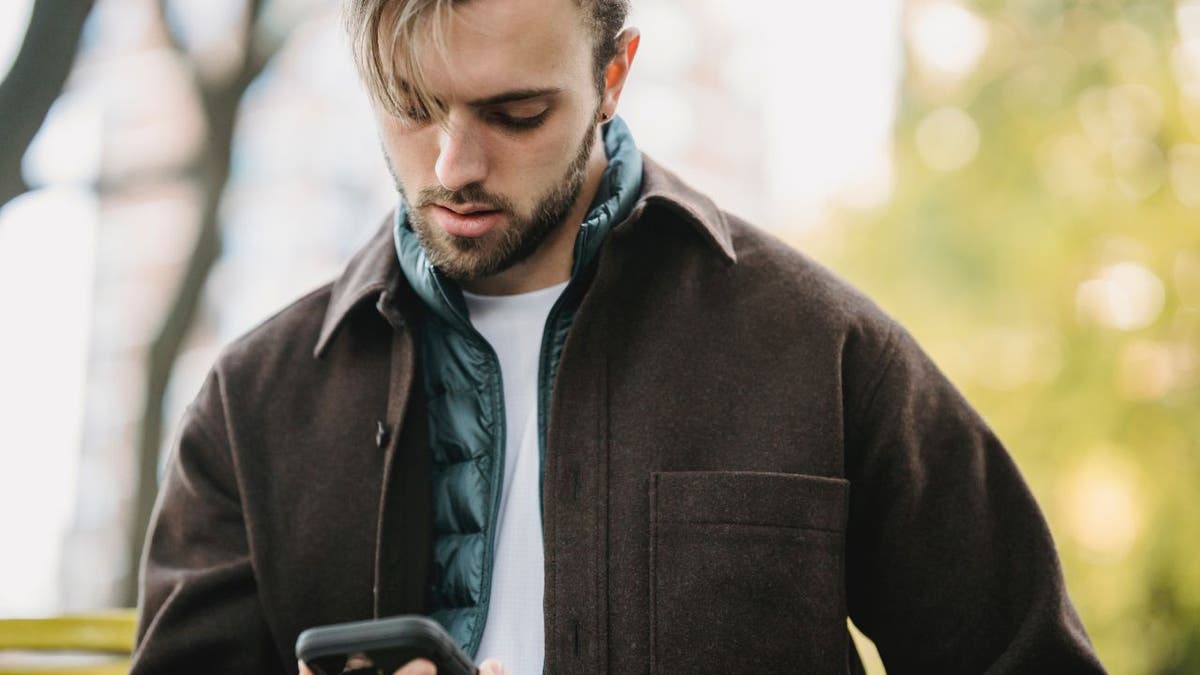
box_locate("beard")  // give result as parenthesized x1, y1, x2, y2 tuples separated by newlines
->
(394, 120, 598, 282)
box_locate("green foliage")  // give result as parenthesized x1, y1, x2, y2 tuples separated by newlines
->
(836, 0, 1200, 671)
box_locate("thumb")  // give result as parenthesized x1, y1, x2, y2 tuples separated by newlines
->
(478, 658, 508, 675)
(395, 658, 437, 675)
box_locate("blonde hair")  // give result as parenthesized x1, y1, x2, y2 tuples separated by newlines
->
(342, 0, 630, 119)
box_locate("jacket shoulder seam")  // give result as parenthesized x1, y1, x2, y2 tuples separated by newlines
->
(182, 384, 243, 507)
(849, 320, 902, 429)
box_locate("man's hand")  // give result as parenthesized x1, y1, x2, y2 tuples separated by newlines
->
(298, 657, 509, 674)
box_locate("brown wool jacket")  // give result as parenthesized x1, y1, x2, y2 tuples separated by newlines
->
(132, 157, 1105, 674)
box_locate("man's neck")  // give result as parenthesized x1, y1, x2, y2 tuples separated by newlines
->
(458, 136, 609, 296)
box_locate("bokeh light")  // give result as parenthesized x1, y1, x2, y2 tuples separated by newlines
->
(1076, 262, 1167, 332)
(907, 0, 989, 84)
(1060, 453, 1143, 562)
(914, 106, 980, 172)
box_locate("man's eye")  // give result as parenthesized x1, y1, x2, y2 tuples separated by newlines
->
(492, 110, 549, 131)
(405, 109, 430, 122)
(397, 105, 432, 126)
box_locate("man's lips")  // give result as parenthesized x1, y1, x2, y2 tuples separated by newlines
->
(437, 202, 496, 215)
(427, 203, 504, 238)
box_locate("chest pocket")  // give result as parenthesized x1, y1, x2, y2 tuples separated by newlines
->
(649, 471, 850, 673)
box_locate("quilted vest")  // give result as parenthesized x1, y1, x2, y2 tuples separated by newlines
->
(392, 117, 643, 657)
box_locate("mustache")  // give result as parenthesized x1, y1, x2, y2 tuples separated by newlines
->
(415, 184, 514, 213)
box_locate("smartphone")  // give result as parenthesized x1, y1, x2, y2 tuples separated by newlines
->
(296, 615, 478, 675)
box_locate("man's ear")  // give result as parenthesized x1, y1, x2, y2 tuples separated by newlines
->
(599, 27, 640, 120)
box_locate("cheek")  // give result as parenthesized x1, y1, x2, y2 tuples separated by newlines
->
(491, 115, 591, 184)
(386, 134, 440, 186)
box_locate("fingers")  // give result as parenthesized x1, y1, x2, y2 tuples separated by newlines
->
(478, 658, 509, 675)
(301, 655, 489, 675)
(395, 658, 438, 675)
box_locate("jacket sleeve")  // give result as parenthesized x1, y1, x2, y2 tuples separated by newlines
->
(843, 320, 1105, 674)
(131, 370, 284, 674)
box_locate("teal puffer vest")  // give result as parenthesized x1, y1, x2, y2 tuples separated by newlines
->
(392, 118, 643, 657)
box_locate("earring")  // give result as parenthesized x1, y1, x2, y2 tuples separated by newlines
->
(599, 112, 610, 123)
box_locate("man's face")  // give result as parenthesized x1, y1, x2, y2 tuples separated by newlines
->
(375, 0, 604, 282)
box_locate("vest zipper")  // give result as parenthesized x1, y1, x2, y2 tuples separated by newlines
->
(431, 284, 508, 660)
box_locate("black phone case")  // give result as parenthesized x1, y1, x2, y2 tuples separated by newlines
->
(296, 615, 477, 675)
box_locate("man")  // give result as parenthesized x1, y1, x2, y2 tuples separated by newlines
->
(131, 0, 1107, 672)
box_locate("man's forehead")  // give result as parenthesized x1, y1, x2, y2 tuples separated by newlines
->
(386, 0, 591, 102)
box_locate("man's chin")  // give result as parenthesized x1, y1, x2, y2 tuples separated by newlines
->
(427, 240, 515, 282)
(434, 261, 508, 283)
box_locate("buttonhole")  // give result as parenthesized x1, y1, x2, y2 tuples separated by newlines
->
(375, 420, 389, 448)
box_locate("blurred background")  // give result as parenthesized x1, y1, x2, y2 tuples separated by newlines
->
(0, 0, 1196, 672)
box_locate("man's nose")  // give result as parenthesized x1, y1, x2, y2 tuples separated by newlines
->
(434, 123, 488, 192)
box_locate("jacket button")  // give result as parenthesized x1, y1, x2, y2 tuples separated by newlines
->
(375, 420, 389, 448)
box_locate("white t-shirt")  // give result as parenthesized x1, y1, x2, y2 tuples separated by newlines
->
(463, 281, 566, 675)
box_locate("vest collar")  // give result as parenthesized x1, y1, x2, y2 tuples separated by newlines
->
(314, 146, 736, 358)
(391, 115, 644, 329)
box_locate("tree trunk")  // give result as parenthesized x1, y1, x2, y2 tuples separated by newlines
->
(120, 0, 278, 607)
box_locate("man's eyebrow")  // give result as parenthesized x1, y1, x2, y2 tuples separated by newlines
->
(467, 87, 563, 107)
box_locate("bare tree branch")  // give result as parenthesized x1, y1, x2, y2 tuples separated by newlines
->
(239, 0, 272, 84)
(153, 0, 188, 60)
(0, 0, 95, 209)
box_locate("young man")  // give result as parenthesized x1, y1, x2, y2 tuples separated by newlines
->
(132, 0, 1107, 673)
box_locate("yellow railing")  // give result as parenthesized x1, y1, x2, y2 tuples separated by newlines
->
(0, 610, 136, 675)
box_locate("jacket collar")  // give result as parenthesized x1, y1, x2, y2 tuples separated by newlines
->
(313, 154, 737, 358)
(313, 216, 402, 358)
(628, 154, 736, 264)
